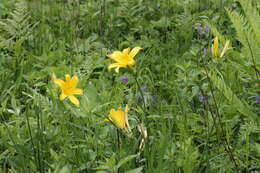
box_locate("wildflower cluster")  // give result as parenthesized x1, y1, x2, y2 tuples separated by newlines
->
(52, 47, 147, 142)
(197, 24, 231, 59)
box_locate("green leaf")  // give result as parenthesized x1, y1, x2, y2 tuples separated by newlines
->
(125, 167, 143, 173)
(58, 165, 71, 173)
(81, 83, 100, 113)
(116, 154, 137, 170)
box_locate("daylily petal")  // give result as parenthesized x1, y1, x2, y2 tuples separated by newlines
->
(70, 75, 79, 88)
(54, 74, 83, 107)
(109, 109, 116, 114)
(107, 51, 124, 63)
(129, 47, 142, 59)
(123, 48, 130, 55)
(68, 95, 80, 107)
(60, 93, 67, 100)
(108, 63, 127, 72)
(220, 40, 231, 58)
(65, 74, 71, 82)
(212, 37, 220, 57)
(107, 47, 140, 72)
(72, 88, 83, 95)
(54, 79, 65, 88)
(109, 109, 126, 128)
(115, 66, 120, 73)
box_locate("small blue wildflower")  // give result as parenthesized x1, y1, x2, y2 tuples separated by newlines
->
(204, 24, 209, 33)
(121, 76, 129, 83)
(199, 96, 207, 103)
(256, 97, 260, 104)
(197, 26, 203, 34)
(203, 48, 207, 56)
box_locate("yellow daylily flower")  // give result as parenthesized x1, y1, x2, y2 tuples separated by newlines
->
(211, 36, 231, 58)
(107, 47, 142, 73)
(107, 105, 131, 132)
(53, 74, 83, 107)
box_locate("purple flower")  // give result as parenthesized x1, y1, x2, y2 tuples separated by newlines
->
(204, 24, 209, 33)
(199, 96, 207, 103)
(197, 26, 203, 34)
(121, 76, 129, 83)
(256, 97, 260, 104)
(203, 48, 207, 56)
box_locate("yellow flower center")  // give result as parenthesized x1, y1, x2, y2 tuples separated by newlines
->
(62, 83, 74, 95)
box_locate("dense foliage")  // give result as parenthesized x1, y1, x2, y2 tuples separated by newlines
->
(0, 0, 259, 172)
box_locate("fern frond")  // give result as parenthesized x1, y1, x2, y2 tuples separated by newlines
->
(209, 72, 259, 123)
(226, 7, 260, 65)
(205, 22, 227, 44)
(239, 0, 260, 46)
(0, 1, 37, 51)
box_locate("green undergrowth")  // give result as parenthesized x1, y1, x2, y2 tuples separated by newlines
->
(0, 0, 259, 172)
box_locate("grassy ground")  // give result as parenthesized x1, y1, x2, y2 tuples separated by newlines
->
(0, 0, 259, 172)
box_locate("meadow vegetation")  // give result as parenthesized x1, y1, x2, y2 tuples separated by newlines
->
(0, 0, 259, 172)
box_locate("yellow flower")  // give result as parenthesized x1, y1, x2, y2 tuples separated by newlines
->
(211, 36, 231, 58)
(107, 105, 131, 131)
(107, 47, 142, 73)
(53, 74, 83, 107)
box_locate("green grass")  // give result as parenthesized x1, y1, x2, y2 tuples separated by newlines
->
(0, 0, 259, 172)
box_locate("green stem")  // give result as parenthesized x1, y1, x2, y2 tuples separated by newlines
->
(134, 72, 146, 114)
(35, 98, 43, 173)
(204, 65, 240, 173)
(25, 111, 38, 171)
(117, 129, 120, 152)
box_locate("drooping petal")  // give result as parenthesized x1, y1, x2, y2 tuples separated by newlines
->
(108, 63, 127, 72)
(59, 93, 67, 100)
(68, 95, 80, 107)
(70, 75, 79, 88)
(107, 51, 124, 63)
(220, 40, 231, 58)
(129, 47, 142, 59)
(115, 66, 120, 73)
(72, 88, 83, 95)
(108, 63, 120, 71)
(65, 74, 71, 82)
